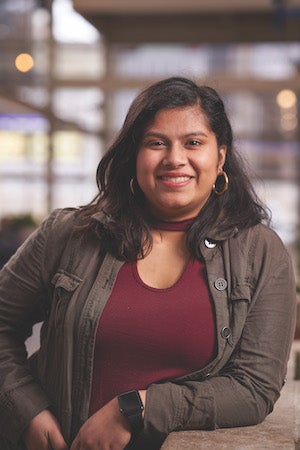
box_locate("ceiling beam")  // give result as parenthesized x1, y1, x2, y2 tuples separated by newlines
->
(73, 1, 300, 43)
(90, 12, 300, 43)
(73, 0, 275, 14)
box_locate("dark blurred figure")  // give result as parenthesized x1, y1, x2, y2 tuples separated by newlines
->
(0, 215, 37, 269)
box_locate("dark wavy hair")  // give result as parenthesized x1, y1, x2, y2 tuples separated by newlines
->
(79, 77, 270, 260)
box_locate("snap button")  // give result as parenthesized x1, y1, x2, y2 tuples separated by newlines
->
(220, 327, 231, 339)
(204, 239, 216, 249)
(214, 278, 227, 291)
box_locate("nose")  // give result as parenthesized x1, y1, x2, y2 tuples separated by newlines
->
(162, 143, 187, 167)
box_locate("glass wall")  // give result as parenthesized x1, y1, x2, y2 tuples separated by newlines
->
(0, 0, 104, 220)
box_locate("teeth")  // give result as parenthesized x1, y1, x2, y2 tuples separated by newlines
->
(161, 176, 191, 183)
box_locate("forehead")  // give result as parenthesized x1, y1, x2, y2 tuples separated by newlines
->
(143, 105, 211, 133)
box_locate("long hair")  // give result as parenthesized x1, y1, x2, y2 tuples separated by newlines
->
(79, 77, 270, 260)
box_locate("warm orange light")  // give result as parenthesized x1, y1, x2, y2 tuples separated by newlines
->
(15, 53, 34, 72)
(276, 89, 297, 109)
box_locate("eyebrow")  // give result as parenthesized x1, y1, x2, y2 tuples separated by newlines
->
(142, 131, 209, 139)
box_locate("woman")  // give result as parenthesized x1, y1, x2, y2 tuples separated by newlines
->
(0, 77, 296, 450)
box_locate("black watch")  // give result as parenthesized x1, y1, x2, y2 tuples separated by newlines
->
(118, 390, 144, 436)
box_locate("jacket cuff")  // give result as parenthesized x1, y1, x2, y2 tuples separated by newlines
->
(0, 380, 51, 445)
(143, 383, 182, 440)
(143, 381, 216, 440)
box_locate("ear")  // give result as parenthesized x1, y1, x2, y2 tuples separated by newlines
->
(218, 146, 227, 172)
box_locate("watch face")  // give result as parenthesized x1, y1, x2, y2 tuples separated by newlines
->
(119, 390, 144, 415)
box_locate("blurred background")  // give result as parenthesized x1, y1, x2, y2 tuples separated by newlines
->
(0, 0, 299, 292)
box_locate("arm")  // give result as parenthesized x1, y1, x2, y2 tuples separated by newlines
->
(142, 232, 296, 441)
(0, 210, 67, 445)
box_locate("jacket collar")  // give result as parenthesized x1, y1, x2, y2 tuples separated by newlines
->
(205, 225, 239, 242)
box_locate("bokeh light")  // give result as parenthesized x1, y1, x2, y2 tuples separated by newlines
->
(15, 53, 34, 72)
(276, 89, 297, 109)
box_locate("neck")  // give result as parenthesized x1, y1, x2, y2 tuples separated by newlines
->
(150, 217, 196, 231)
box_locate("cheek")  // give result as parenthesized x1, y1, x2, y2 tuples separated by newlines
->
(136, 156, 152, 191)
(136, 153, 144, 178)
(192, 154, 219, 173)
(136, 156, 146, 178)
(136, 152, 156, 178)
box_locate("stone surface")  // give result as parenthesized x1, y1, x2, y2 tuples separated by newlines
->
(161, 341, 300, 450)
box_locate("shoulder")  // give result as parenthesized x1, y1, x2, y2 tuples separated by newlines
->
(40, 207, 82, 239)
(223, 224, 295, 301)
(228, 223, 292, 272)
(234, 223, 288, 254)
(37, 207, 105, 275)
(31, 208, 85, 261)
(43, 207, 81, 227)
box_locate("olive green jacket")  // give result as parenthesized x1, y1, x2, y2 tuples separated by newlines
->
(0, 208, 296, 448)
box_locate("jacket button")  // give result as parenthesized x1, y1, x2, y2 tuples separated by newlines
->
(204, 239, 216, 249)
(221, 327, 231, 339)
(214, 278, 227, 291)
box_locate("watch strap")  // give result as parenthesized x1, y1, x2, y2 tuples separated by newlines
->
(127, 410, 144, 435)
(118, 390, 144, 436)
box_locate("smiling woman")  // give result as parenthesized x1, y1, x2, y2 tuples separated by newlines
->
(0, 77, 296, 450)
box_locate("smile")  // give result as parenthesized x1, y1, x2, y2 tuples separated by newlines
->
(160, 176, 192, 183)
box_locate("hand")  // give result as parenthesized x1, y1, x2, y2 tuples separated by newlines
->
(70, 397, 131, 450)
(23, 409, 68, 450)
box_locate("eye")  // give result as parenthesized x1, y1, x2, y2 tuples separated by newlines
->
(186, 139, 202, 147)
(147, 140, 166, 149)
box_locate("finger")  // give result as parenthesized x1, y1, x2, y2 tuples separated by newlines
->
(48, 428, 68, 450)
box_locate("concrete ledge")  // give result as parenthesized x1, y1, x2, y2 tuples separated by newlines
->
(161, 341, 300, 450)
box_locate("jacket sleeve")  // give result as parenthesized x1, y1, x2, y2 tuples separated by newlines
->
(0, 209, 68, 444)
(143, 227, 297, 441)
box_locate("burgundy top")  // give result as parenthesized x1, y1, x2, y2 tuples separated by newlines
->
(89, 220, 216, 414)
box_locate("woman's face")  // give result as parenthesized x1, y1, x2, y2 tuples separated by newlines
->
(136, 105, 226, 221)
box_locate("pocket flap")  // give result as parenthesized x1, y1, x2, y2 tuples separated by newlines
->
(51, 271, 82, 292)
(230, 282, 251, 303)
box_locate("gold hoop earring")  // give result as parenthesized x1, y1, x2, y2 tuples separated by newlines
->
(212, 170, 229, 196)
(129, 178, 135, 195)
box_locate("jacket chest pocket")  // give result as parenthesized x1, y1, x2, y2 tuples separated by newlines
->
(229, 282, 252, 343)
(51, 271, 82, 330)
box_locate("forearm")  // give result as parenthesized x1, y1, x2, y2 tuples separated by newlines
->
(144, 379, 215, 439)
(0, 221, 50, 442)
(144, 371, 277, 440)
